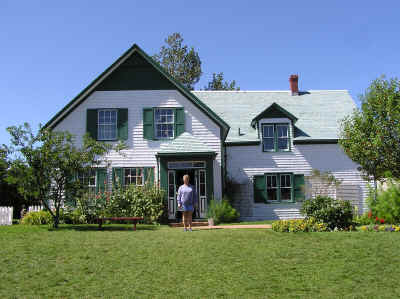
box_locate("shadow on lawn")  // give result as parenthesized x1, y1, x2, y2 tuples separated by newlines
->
(47, 224, 160, 232)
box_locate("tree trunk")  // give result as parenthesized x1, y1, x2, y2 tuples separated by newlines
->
(53, 205, 59, 228)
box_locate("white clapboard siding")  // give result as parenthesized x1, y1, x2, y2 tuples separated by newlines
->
(53, 90, 222, 199)
(227, 142, 371, 220)
(0, 207, 13, 225)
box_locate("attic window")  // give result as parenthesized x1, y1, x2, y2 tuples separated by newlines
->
(262, 123, 290, 152)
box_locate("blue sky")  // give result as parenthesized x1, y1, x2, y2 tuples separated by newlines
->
(1, 0, 399, 146)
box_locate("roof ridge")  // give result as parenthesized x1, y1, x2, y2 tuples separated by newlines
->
(193, 90, 349, 93)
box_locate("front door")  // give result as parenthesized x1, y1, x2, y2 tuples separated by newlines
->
(167, 167, 207, 219)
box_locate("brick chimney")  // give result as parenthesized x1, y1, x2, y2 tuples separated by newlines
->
(289, 74, 299, 96)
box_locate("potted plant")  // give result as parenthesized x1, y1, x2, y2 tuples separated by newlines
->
(206, 200, 216, 226)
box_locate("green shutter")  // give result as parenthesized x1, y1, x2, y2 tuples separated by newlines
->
(144, 167, 155, 186)
(294, 174, 305, 202)
(117, 109, 128, 141)
(174, 107, 185, 138)
(143, 108, 154, 140)
(65, 173, 77, 207)
(87, 109, 98, 140)
(96, 168, 108, 193)
(112, 168, 124, 189)
(254, 175, 267, 203)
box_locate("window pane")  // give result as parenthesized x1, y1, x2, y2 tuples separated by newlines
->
(280, 188, 291, 200)
(278, 138, 289, 150)
(263, 125, 274, 137)
(277, 125, 288, 137)
(137, 176, 142, 185)
(200, 183, 206, 196)
(267, 189, 277, 200)
(263, 138, 274, 151)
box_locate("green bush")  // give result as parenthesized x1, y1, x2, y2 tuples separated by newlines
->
(272, 218, 329, 232)
(207, 197, 240, 225)
(68, 183, 166, 224)
(301, 195, 354, 230)
(20, 210, 53, 225)
(368, 181, 400, 224)
(107, 184, 165, 223)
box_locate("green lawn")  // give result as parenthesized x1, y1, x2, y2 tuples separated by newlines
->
(1, 225, 400, 298)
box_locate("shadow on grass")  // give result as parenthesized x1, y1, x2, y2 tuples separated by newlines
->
(47, 224, 160, 232)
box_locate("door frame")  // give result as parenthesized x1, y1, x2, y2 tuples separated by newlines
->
(157, 154, 215, 220)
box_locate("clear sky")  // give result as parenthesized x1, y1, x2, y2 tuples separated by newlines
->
(1, 0, 399, 146)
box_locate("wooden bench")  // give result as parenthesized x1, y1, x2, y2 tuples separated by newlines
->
(97, 217, 144, 231)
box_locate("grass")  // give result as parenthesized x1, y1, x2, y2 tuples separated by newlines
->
(1, 224, 400, 298)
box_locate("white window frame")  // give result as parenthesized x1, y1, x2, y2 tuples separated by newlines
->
(78, 169, 97, 193)
(154, 108, 174, 139)
(279, 174, 292, 201)
(124, 168, 144, 186)
(266, 174, 278, 201)
(262, 124, 275, 152)
(98, 109, 118, 141)
(276, 124, 290, 151)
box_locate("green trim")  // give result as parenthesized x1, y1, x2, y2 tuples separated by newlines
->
(294, 139, 338, 144)
(256, 172, 298, 204)
(225, 141, 260, 146)
(251, 102, 298, 128)
(159, 156, 214, 207)
(261, 123, 291, 152)
(44, 44, 230, 141)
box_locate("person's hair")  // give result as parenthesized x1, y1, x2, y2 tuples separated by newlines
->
(183, 174, 190, 182)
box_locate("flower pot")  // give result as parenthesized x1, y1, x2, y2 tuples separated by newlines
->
(208, 218, 214, 226)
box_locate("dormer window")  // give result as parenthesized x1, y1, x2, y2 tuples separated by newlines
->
(262, 123, 290, 152)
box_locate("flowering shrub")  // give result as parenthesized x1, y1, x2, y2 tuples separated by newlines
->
(359, 224, 400, 232)
(367, 180, 400, 224)
(301, 195, 354, 230)
(271, 218, 329, 232)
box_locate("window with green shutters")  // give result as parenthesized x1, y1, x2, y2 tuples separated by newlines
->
(112, 167, 155, 188)
(254, 175, 267, 203)
(143, 107, 185, 140)
(86, 108, 128, 141)
(253, 173, 305, 203)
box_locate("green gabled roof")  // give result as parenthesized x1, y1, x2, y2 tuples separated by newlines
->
(157, 132, 216, 155)
(44, 44, 230, 139)
(192, 90, 357, 144)
(250, 102, 298, 128)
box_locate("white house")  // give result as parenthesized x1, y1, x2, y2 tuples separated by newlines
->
(45, 44, 370, 221)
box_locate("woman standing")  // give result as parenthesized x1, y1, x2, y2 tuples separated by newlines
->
(177, 174, 197, 232)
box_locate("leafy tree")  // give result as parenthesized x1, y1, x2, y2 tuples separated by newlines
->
(339, 76, 400, 200)
(204, 72, 240, 91)
(5, 123, 120, 228)
(153, 32, 202, 90)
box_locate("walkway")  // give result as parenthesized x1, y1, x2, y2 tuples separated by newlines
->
(194, 224, 272, 230)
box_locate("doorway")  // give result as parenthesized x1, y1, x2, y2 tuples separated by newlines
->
(167, 163, 207, 220)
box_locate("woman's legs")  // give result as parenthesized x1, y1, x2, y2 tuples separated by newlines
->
(182, 211, 188, 230)
(188, 211, 193, 230)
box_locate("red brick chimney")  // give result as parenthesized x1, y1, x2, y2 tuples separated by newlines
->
(289, 74, 299, 96)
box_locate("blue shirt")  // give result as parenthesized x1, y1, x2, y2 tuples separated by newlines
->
(177, 184, 197, 212)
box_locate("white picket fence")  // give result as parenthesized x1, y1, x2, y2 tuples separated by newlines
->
(28, 205, 44, 212)
(0, 207, 13, 225)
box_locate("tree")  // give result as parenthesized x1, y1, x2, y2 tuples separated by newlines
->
(153, 32, 202, 90)
(339, 76, 400, 200)
(204, 72, 240, 91)
(5, 123, 120, 228)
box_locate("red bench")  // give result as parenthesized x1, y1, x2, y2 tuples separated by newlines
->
(97, 217, 144, 231)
